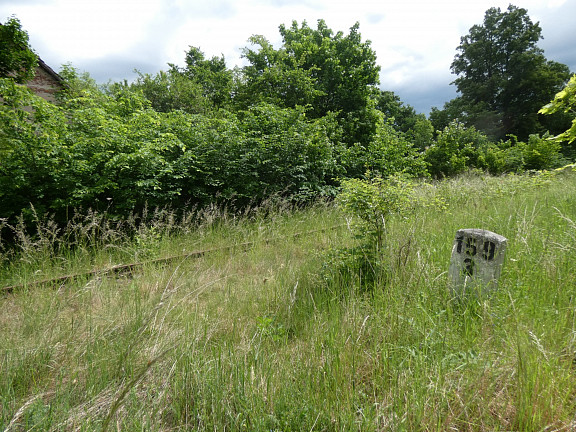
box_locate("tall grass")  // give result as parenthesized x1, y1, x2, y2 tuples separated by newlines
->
(1, 171, 576, 431)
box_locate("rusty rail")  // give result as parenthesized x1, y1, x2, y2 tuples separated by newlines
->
(2, 224, 345, 294)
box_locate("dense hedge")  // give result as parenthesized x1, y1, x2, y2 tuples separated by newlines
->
(0, 80, 426, 224)
(1, 77, 569, 227)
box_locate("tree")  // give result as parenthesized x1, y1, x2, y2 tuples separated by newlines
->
(0, 17, 38, 83)
(128, 47, 233, 114)
(130, 69, 210, 114)
(405, 114, 434, 151)
(237, 19, 381, 146)
(540, 74, 576, 158)
(449, 4, 571, 141)
(175, 46, 233, 110)
(375, 90, 433, 150)
(375, 90, 418, 133)
(234, 34, 322, 110)
(58, 63, 104, 100)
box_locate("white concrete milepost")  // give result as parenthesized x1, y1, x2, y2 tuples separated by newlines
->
(449, 229, 508, 295)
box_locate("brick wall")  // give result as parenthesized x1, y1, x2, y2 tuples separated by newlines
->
(25, 61, 65, 103)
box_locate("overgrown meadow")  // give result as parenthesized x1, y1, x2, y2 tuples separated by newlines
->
(2, 12, 576, 431)
(2, 170, 576, 431)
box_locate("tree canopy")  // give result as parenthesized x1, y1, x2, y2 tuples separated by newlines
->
(237, 19, 381, 146)
(128, 46, 233, 114)
(2, 14, 573, 229)
(447, 4, 571, 141)
(0, 16, 38, 83)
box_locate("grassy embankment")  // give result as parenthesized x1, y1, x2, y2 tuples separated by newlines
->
(1, 170, 576, 431)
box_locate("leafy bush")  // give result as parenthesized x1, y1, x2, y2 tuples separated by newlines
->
(338, 113, 428, 179)
(337, 173, 415, 249)
(233, 103, 340, 202)
(331, 173, 417, 290)
(523, 133, 565, 170)
(0, 79, 69, 221)
(482, 134, 565, 174)
(483, 137, 526, 174)
(1, 82, 343, 227)
(424, 121, 491, 178)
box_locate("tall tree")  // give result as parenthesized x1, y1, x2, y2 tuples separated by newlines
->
(129, 46, 233, 114)
(177, 46, 233, 109)
(376, 90, 433, 150)
(449, 4, 571, 140)
(0, 17, 37, 83)
(237, 20, 381, 146)
(130, 69, 210, 114)
(234, 34, 322, 110)
(376, 90, 419, 133)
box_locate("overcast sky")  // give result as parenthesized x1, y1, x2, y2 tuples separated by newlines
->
(2, 0, 575, 113)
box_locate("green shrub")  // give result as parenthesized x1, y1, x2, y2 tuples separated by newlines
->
(483, 134, 565, 174)
(523, 133, 565, 170)
(0, 83, 342, 227)
(425, 121, 491, 178)
(336, 173, 415, 249)
(338, 113, 428, 179)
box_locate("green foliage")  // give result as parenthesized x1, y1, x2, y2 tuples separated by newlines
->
(540, 74, 576, 152)
(376, 90, 434, 151)
(406, 114, 435, 151)
(338, 112, 428, 179)
(57, 63, 102, 97)
(333, 173, 418, 290)
(238, 19, 381, 146)
(0, 80, 346, 225)
(175, 46, 234, 110)
(0, 17, 37, 83)
(1, 19, 429, 229)
(449, 4, 571, 140)
(235, 103, 340, 201)
(0, 78, 68, 221)
(337, 173, 415, 249)
(7, 14, 570, 235)
(481, 138, 525, 174)
(424, 121, 491, 177)
(482, 134, 565, 174)
(523, 133, 565, 169)
(130, 69, 210, 114)
(255, 316, 287, 342)
(235, 34, 322, 110)
(423, 119, 565, 176)
(127, 47, 233, 114)
(376, 90, 418, 133)
(428, 98, 476, 137)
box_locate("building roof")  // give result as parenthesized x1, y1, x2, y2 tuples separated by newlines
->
(37, 57, 65, 84)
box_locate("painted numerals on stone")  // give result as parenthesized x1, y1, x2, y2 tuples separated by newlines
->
(454, 235, 498, 277)
(449, 229, 507, 295)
